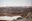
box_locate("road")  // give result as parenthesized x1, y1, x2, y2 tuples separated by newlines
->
(16, 14, 32, 21)
(16, 18, 30, 21)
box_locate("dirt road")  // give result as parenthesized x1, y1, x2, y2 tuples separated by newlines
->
(16, 18, 30, 21)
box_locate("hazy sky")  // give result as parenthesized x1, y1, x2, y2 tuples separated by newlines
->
(0, 0, 32, 7)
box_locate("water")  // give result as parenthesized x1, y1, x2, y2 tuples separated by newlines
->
(0, 16, 22, 20)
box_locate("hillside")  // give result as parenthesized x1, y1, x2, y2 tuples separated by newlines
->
(0, 6, 32, 17)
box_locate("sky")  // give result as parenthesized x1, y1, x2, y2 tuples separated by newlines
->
(0, 0, 32, 7)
